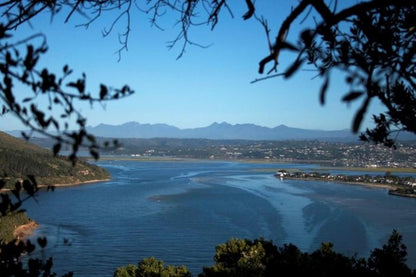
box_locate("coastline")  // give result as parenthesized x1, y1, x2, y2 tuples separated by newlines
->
(13, 221, 39, 241)
(388, 190, 416, 198)
(1, 179, 110, 240)
(45, 178, 111, 189)
(281, 176, 397, 190)
(278, 176, 416, 198)
(0, 178, 111, 193)
(94, 156, 416, 173)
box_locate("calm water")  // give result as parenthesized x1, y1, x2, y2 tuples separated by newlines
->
(23, 160, 416, 276)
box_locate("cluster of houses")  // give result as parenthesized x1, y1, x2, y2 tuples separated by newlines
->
(274, 169, 416, 192)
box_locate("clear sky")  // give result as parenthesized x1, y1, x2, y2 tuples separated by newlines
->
(0, 1, 385, 131)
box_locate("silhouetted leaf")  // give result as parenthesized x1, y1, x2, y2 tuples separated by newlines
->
(352, 97, 370, 133)
(87, 134, 96, 143)
(342, 91, 364, 102)
(320, 76, 329, 105)
(24, 45, 38, 71)
(5, 51, 17, 66)
(1, 106, 8, 115)
(21, 131, 29, 140)
(53, 143, 61, 156)
(27, 175, 38, 188)
(90, 149, 99, 160)
(26, 240, 36, 253)
(22, 97, 33, 103)
(51, 118, 59, 130)
(11, 181, 22, 201)
(22, 180, 35, 196)
(359, 133, 369, 142)
(0, 194, 11, 215)
(99, 84, 108, 99)
(63, 64, 69, 74)
(67, 79, 85, 94)
(301, 29, 314, 47)
(37, 237, 47, 248)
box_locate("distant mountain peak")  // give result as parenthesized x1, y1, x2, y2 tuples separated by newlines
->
(275, 124, 289, 128)
(211, 121, 230, 126)
(85, 121, 360, 141)
(122, 121, 141, 126)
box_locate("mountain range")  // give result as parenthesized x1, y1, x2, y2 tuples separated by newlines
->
(85, 121, 360, 141)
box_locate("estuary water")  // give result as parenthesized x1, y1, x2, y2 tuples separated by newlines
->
(23, 160, 416, 276)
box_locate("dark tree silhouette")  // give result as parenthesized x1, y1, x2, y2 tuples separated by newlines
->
(0, 2, 133, 276)
(1, 1, 416, 276)
(114, 0, 416, 146)
(259, 1, 416, 147)
(197, 233, 414, 277)
(2, 1, 416, 151)
(1, 1, 134, 163)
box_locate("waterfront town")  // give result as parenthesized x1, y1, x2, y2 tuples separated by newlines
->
(96, 139, 416, 168)
(275, 169, 416, 197)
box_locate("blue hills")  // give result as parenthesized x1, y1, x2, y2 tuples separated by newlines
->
(85, 121, 359, 141)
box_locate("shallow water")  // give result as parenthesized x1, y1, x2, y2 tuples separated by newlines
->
(23, 160, 416, 276)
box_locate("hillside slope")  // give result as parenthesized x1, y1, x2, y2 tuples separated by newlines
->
(0, 131, 110, 189)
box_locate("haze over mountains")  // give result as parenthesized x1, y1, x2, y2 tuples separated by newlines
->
(85, 121, 359, 141)
(7, 121, 415, 141)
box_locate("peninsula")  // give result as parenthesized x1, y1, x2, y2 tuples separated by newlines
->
(275, 169, 416, 198)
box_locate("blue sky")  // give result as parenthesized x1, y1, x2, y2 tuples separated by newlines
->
(1, 1, 385, 131)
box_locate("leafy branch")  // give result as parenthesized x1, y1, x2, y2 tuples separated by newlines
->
(0, 22, 134, 163)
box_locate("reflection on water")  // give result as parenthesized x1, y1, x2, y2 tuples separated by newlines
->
(23, 161, 416, 276)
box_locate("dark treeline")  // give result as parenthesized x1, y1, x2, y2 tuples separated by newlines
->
(115, 230, 415, 277)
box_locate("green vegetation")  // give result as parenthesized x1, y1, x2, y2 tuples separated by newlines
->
(114, 257, 191, 277)
(0, 130, 110, 276)
(0, 211, 30, 242)
(0, 131, 110, 189)
(116, 231, 415, 277)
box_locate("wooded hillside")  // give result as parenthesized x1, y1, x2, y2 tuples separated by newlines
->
(0, 131, 110, 189)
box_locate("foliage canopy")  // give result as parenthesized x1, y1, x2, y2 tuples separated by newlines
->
(1, 1, 416, 149)
(1, 1, 416, 276)
(114, 231, 415, 277)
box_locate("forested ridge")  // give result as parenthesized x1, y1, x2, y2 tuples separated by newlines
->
(0, 131, 110, 189)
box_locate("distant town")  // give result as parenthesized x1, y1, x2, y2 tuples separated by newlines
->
(90, 138, 416, 169)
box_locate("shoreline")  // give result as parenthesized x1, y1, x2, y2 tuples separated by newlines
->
(93, 156, 416, 173)
(388, 190, 416, 198)
(0, 178, 111, 193)
(45, 178, 111, 189)
(13, 221, 39, 241)
(281, 176, 397, 190)
(279, 176, 416, 198)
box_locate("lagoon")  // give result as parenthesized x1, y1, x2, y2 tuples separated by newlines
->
(23, 160, 416, 276)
